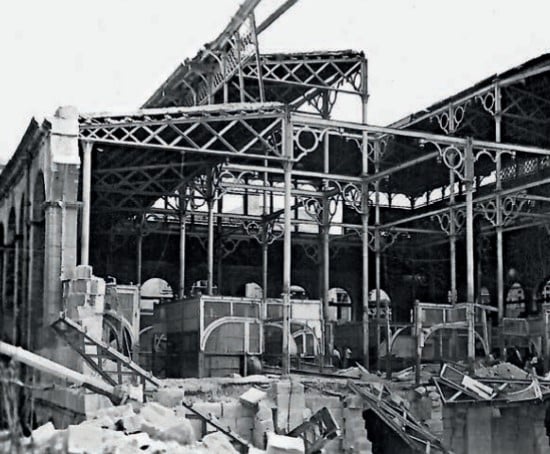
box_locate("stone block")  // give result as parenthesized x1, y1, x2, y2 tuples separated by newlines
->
(126, 432, 151, 449)
(266, 432, 305, 454)
(240, 388, 267, 407)
(155, 387, 185, 407)
(202, 432, 241, 453)
(78, 415, 115, 430)
(187, 417, 204, 440)
(254, 419, 273, 449)
(344, 395, 363, 409)
(31, 422, 57, 447)
(120, 413, 145, 433)
(127, 384, 143, 403)
(274, 380, 306, 433)
(223, 400, 250, 419)
(236, 416, 254, 439)
(74, 265, 93, 279)
(194, 401, 222, 418)
(88, 403, 134, 421)
(71, 279, 90, 294)
(256, 400, 274, 422)
(415, 386, 427, 396)
(67, 424, 103, 453)
(139, 401, 175, 423)
(161, 419, 196, 445)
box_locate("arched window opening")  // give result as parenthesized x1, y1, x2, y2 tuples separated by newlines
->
(368, 289, 392, 319)
(327, 287, 353, 322)
(290, 285, 308, 300)
(506, 282, 526, 318)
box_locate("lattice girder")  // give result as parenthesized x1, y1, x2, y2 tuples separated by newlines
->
(80, 104, 287, 162)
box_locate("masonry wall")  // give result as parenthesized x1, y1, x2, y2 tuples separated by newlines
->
(443, 401, 549, 454)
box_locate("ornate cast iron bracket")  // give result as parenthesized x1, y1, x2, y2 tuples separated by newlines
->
(432, 209, 466, 235)
(242, 219, 284, 245)
(476, 192, 533, 227)
(434, 104, 466, 134)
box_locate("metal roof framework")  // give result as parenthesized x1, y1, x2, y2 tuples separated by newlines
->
(4, 0, 550, 372)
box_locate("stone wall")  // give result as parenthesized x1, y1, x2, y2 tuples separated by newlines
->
(150, 377, 375, 453)
(443, 401, 549, 454)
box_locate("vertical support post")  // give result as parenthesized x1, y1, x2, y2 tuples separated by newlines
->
(465, 138, 476, 369)
(448, 105, 458, 306)
(179, 195, 187, 299)
(544, 310, 550, 373)
(207, 197, 215, 295)
(216, 198, 224, 291)
(494, 84, 505, 357)
(81, 141, 92, 266)
(222, 52, 229, 104)
(262, 241, 268, 303)
(322, 133, 331, 367)
(262, 157, 269, 308)
(321, 215, 330, 366)
(414, 302, 422, 385)
(282, 115, 293, 375)
(249, 13, 265, 103)
(236, 35, 246, 103)
(448, 106, 458, 360)
(360, 55, 370, 369)
(136, 222, 143, 286)
(374, 142, 382, 372)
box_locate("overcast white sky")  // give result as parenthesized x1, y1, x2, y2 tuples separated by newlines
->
(0, 0, 549, 163)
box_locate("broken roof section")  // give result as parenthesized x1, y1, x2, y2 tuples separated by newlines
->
(434, 363, 550, 405)
(142, 0, 364, 115)
(144, 49, 365, 114)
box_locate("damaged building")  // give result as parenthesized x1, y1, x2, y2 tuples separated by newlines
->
(1, 1, 550, 453)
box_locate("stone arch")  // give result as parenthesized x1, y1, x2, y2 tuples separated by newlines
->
(29, 172, 46, 349)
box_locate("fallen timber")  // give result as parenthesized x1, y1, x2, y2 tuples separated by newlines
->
(0, 341, 119, 403)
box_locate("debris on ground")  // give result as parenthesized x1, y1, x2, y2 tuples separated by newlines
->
(475, 361, 529, 380)
(13, 399, 245, 453)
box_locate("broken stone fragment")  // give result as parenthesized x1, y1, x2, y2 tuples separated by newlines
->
(31, 421, 58, 448)
(266, 432, 305, 454)
(414, 386, 427, 396)
(88, 403, 135, 421)
(155, 387, 186, 407)
(120, 413, 146, 433)
(201, 432, 239, 453)
(154, 419, 196, 445)
(67, 424, 104, 453)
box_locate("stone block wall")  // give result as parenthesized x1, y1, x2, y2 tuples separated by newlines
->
(443, 402, 549, 454)
(342, 395, 372, 454)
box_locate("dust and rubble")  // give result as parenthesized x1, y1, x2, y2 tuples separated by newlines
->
(3, 334, 550, 454)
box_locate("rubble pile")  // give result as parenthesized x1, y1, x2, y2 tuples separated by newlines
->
(22, 401, 243, 453)
(475, 362, 529, 380)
